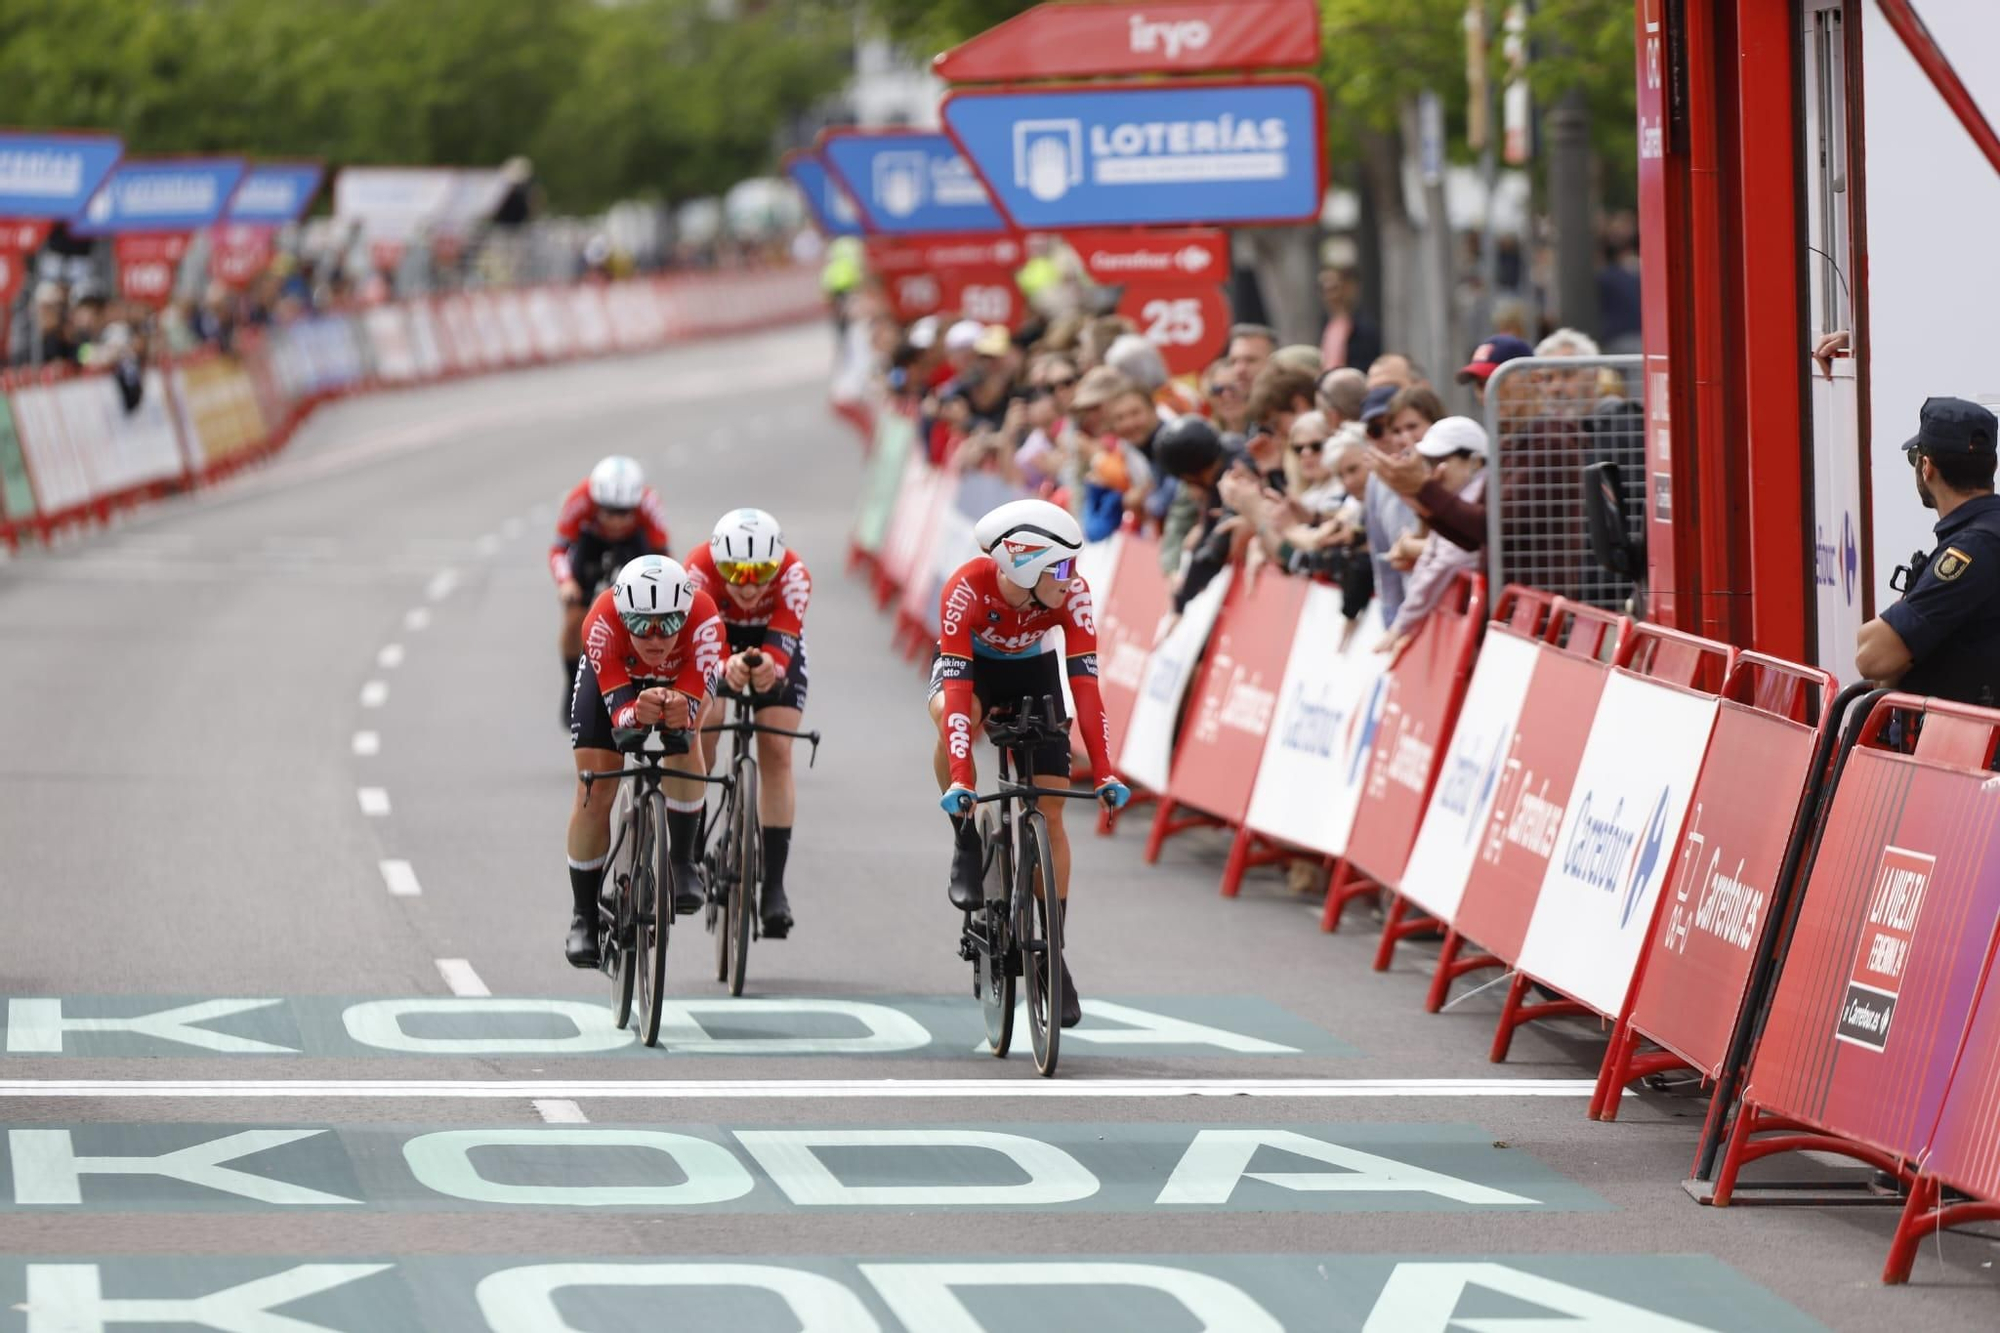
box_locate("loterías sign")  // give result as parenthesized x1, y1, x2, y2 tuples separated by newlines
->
(934, 1, 1321, 83)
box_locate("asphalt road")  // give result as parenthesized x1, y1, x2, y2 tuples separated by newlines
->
(0, 323, 1992, 1331)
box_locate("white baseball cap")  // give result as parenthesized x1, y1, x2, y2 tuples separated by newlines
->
(908, 315, 939, 350)
(944, 318, 984, 352)
(1416, 416, 1489, 459)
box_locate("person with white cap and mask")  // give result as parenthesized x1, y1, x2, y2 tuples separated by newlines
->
(1380, 416, 1488, 652)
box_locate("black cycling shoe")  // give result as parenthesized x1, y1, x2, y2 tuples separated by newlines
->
(760, 882, 793, 939)
(564, 912, 600, 969)
(1059, 956, 1082, 1028)
(947, 833, 985, 911)
(671, 860, 705, 916)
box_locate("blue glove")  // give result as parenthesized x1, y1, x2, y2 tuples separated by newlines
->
(939, 785, 976, 816)
(1096, 778, 1131, 810)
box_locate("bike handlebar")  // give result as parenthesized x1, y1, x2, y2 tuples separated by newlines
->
(974, 781, 1113, 807)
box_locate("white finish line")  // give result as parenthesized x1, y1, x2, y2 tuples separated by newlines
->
(0, 1078, 1604, 1100)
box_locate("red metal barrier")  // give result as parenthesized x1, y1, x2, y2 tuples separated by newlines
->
(1716, 694, 2000, 1206)
(1148, 567, 1307, 864)
(1377, 584, 1554, 969)
(1491, 622, 1734, 1065)
(1430, 599, 1629, 1012)
(1591, 653, 1833, 1120)
(1334, 573, 1486, 933)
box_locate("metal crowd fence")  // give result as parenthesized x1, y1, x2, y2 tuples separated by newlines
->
(1481, 353, 1645, 614)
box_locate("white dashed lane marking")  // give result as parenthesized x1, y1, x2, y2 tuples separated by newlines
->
(359, 681, 388, 708)
(434, 959, 490, 997)
(533, 1099, 589, 1124)
(356, 788, 391, 817)
(351, 732, 380, 757)
(0, 1078, 1607, 1100)
(378, 861, 421, 897)
(376, 644, 405, 669)
(425, 569, 460, 602)
(403, 608, 431, 632)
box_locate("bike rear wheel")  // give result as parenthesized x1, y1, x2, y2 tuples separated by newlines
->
(607, 787, 636, 1029)
(636, 790, 672, 1047)
(975, 805, 1015, 1057)
(1019, 810, 1062, 1077)
(728, 756, 759, 997)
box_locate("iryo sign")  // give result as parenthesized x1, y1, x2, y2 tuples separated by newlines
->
(943, 79, 1325, 229)
(935, 1, 1322, 82)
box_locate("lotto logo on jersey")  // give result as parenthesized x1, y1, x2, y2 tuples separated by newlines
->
(1068, 584, 1095, 636)
(692, 616, 725, 683)
(781, 562, 811, 620)
(947, 711, 972, 760)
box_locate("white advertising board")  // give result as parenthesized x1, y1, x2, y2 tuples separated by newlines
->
(1119, 566, 1233, 793)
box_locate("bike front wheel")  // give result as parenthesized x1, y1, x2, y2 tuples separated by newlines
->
(636, 790, 672, 1047)
(1019, 810, 1062, 1077)
(975, 805, 1015, 1057)
(728, 756, 759, 997)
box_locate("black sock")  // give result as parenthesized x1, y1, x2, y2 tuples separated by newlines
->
(568, 862, 601, 917)
(762, 826, 792, 894)
(666, 808, 702, 862)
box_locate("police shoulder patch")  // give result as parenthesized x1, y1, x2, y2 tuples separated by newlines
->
(1936, 546, 1973, 582)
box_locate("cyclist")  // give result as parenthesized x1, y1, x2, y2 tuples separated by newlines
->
(929, 498, 1131, 1027)
(564, 554, 725, 969)
(686, 507, 812, 939)
(551, 456, 672, 714)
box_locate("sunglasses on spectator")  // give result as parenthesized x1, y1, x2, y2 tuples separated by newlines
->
(1043, 375, 1077, 390)
(716, 558, 782, 586)
(1365, 418, 1388, 439)
(619, 610, 686, 639)
(1207, 382, 1242, 398)
(1289, 438, 1329, 455)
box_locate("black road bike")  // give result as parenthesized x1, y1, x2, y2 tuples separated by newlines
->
(699, 651, 821, 996)
(959, 694, 1107, 1077)
(580, 726, 731, 1045)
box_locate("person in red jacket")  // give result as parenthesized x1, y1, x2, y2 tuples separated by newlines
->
(929, 498, 1131, 1028)
(550, 455, 672, 718)
(563, 554, 723, 969)
(686, 507, 812, 938)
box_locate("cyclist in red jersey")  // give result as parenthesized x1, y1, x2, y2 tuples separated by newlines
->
(564, 554, 724, 968)
(686, 507, 812, 938)
(551, 456, 672, 717)
(930, 498, 1131, 1027)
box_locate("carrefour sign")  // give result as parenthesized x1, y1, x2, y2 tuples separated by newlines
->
(0, 132, 123, 220)
(942, 79, 1323, 228)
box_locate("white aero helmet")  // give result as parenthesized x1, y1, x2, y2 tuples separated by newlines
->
(709, 507, 786, 580)
(588, 455, 646, 510)
(976, 498, 1085, 589)
(612, 554, 693, 634)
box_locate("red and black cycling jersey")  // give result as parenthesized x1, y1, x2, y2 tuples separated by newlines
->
(548, 480, 672, 584)
(934, 557, 1113, 790)
(579, 587, 725, 729)
(683, 545, 811, 673)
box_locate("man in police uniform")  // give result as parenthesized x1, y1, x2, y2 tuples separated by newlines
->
(1855, 396, 2000, 705)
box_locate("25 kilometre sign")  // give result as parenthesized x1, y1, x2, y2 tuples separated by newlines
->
(942, 79, 1324, 230)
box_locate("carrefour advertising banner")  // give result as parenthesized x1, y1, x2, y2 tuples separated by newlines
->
(0, 132, 122, 220)
(1514, 673, 1720, 1016)
(74, 157, 246, 235)
(942, 79, 1324, 229)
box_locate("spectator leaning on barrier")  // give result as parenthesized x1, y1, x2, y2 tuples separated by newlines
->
(1227, 431, 1375, 626)
(1382, 417, 1489, 653)
(1856, 396, 2000, 708)
(1356, 382, 1421, 625)
(1154, 415, 1247, 607)
(1366, 385, 1486, 553)
(1284, 411, 1343, 519)
(1245, 364, 1317, 488)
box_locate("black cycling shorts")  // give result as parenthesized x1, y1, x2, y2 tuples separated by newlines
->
(569, 657, 618, 752)
(724, 625, 809, 713)
(568, 532, 653, 598)
(927, 649, 1071, 779)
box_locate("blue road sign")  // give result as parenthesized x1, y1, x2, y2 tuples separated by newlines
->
(224, 163, 324, 224)
(782, 153, 862, 237)
(0, 132, 123, 221)
(820, 132, 1007, 236)
(74, 157, 247, 235)
(942, 80, 1325, 229)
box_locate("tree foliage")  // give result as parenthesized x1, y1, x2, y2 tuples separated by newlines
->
(0, 0, 852, 210)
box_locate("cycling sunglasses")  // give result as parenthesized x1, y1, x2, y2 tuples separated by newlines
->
(1046, 557, 1076, 580)
(717, 558, 782, 586)
(619, 610, 686, 639)
(597, 505, 637, 520)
